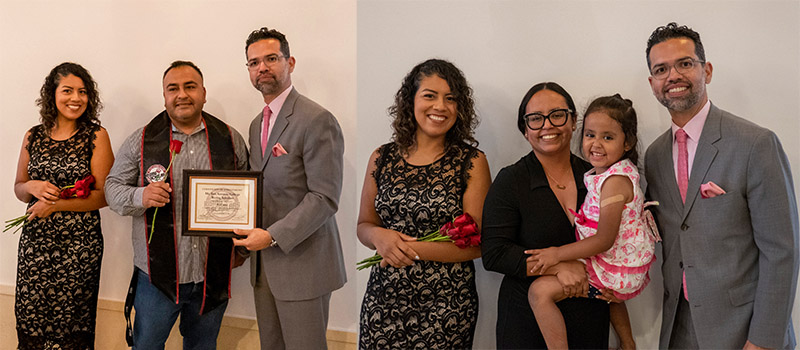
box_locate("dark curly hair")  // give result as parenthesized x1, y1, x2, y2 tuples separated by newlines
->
(36, 62, 102, 133)
(517, 82, 576, 135)
(646, 22, 705, 69)
(581, 93, 640, 166)
(245, 27, 290, 58)
(389, 58, 478, 156)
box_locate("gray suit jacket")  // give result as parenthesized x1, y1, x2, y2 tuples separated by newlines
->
(247, 88, 346, 301)
(645, 104, 799, 348)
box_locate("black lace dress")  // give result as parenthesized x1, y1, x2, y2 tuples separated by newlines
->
(15, 124, 103, 350)
(359, 142, 480, 349)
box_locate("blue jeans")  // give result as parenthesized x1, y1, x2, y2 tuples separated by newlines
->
(132, 268, 227, 350)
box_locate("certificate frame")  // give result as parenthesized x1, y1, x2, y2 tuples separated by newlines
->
(181, 170, 262, 238)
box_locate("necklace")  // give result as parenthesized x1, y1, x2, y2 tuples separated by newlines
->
(544, 169, 569, 190)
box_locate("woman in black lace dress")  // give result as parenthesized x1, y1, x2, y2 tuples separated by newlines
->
(13, 62, 114, 349)
(357, 59, 491, 349)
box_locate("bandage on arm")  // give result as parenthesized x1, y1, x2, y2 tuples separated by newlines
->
(600, 194, 625, 208)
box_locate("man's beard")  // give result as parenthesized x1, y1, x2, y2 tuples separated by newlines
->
(657, 86, 702, 112)
(254, 74, 280, 95)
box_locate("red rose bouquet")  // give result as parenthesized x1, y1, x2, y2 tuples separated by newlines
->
(4, 174, 96, 233)
(356, 212, 481, 270)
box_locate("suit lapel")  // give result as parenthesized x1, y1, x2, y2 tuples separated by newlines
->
(249, 112, 264, 165)
(655, 130, 684, 214)
(261, 88, 297, 171)
(681, 104, 722, 220)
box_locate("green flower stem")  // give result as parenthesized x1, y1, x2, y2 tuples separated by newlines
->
(3, 213, 30, 233)
(356, 231, 456, 270)
(148, 207, 159, 244)
(147, 150, 176, 244)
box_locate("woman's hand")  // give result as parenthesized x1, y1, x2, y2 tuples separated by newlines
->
(27, 200, 57, 220)
(525, 247, 561, 275)
(373, 230, 419, 268)
(26, 180, 61, 202)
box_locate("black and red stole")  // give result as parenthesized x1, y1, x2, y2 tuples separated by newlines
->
(140, 111, 236, 314)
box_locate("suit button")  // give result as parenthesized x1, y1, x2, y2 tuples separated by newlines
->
(681, 224, 689, 231)
(679, 261, 683, 268)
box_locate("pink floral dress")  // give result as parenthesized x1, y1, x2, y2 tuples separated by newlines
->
(574, 159, 656, 300)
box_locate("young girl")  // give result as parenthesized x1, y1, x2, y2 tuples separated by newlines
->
(526, 94, 657, 349)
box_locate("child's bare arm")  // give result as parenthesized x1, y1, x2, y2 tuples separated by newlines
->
(528, 175, 634, 272)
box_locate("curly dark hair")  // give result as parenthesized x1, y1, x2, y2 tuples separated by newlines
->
(245, 27, 290, 58)
(389, 58, 478, 156)
(516, 82, 576, 135)
(36, 62, 102, 133)
(581, 93, 640, 166)
(646, 22, 705, 69)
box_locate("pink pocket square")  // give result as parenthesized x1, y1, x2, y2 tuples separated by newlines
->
(271, 143, 288, 157)
(700, 181, 726, 198)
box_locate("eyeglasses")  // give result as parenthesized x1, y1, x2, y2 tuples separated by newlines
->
(524, 109, 572, 130)
(246, 54, 286, 70)
(650, 58, 705, 80)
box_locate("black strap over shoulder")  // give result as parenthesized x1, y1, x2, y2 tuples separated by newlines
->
(131, 111, 237, 334)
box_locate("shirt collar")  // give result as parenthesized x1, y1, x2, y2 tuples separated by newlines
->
(266, 84, 293, 118)
(171, 117, 207, 135)
(671, 100, 711, 142)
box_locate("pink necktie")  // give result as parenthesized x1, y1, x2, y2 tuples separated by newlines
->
(261, 105, 273, 156)
(676, 128, 690, 300)
(676, 129, 689, 203)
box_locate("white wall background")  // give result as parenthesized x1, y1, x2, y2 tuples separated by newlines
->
(1, 0, 799, 348)
(357, 1, 800, 349)
(0, 0, 359, 335)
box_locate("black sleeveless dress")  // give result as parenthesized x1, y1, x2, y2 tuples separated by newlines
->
(359, 142, 480, 349)
(15, 124, 103, 349)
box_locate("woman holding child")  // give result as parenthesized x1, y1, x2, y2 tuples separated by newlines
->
(482, 82, 614, 348)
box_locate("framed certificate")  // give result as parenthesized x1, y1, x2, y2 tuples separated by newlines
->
(181, 170, 262, 237)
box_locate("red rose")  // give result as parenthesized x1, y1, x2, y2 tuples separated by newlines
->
(459, 223, 478, 237)
(170, 140, 183, 154)
(74, 175, 95, 199)
(452, 212, 475, 227)
(469, 235, 481, 246)
(60, 187, 76, 199)
(440, 221, 454, 236)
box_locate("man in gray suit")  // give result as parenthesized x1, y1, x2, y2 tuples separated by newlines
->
(644, 22, 799, 349)
(232, 27, 346, 349)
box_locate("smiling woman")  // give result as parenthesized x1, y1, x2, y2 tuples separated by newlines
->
(356, 58, 491, 349)
(481, 82, 612, 348)
(12, 62, 114, 349)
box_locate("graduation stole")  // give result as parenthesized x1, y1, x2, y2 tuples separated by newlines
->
(140, 110, 236, 314)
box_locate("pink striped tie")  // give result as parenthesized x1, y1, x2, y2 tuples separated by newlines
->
(261, 105, 273, 156)
(676, 128, 690, 300)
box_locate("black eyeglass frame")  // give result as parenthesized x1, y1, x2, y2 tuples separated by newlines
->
(523, 109, 573, 130)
